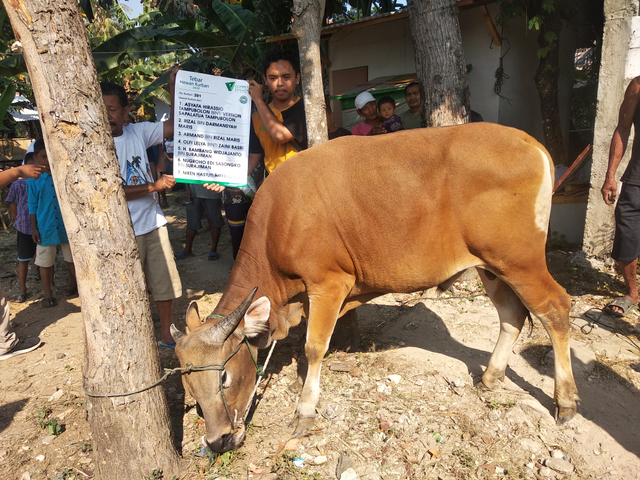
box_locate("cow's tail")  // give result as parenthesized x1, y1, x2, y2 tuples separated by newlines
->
(532, 144, 554, 234)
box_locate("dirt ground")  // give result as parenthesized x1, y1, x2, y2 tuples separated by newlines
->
(1, 190, 640, 480)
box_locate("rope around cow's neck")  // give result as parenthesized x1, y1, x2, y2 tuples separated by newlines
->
(82, 334, 278, 433)
(242, 337, 278, 424)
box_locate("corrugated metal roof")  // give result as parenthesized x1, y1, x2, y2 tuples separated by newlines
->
(8, 94, 38, 122)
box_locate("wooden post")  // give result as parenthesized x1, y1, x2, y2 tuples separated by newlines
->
(2, 1, 185, 477)
(292, 0, 329, 147)
(407, 0, 470, 127)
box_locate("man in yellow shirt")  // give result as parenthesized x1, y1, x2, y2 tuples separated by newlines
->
(247, 47, 308, 174)
(204, 48, 307, 199)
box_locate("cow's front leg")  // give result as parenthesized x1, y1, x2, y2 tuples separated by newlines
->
(291, 289, 346, 435)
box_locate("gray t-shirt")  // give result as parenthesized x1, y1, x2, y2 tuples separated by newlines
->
(400, 111, 421, 130)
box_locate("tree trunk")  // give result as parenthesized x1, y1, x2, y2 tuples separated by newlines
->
(407, 0, 470, 127)
(534, 12, 567, 165)
(2, 1, 184, 478)
(292, 0, 328, 147)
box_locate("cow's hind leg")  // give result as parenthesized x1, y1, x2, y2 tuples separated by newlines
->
(292, 283, 349, 435)
(476, 268, 529, 390)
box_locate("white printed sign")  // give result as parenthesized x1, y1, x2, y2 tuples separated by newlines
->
(174, 70, 251, 186)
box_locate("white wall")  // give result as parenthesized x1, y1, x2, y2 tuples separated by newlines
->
(329, 16, 415, 81)
(458, 6, 501, 123)
(327, 8, 510, 126)
(327, 7, 575, 143)
(496, 16, 576, 146)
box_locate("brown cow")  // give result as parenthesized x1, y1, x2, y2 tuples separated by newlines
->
(171, 123, 578, 453)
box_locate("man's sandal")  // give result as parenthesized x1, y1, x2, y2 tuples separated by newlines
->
(41, 297, 57, 308)
(157, 341, 176, 350)
(14, 292, 27, 303)
(604, 297, 636, 318)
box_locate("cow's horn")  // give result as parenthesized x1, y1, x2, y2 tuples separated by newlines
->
(203, 287, 258, 344)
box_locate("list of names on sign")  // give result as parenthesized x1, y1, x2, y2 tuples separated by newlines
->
(174, 70, 251, 186)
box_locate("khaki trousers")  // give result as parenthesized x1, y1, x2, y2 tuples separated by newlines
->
(0, 284, 16, 355)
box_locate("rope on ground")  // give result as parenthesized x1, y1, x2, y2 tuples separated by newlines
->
(401, 292, 488, 307)
(579, 309, 640, 352)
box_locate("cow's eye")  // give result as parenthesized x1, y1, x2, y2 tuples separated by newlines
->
(221, 370, 231, 389)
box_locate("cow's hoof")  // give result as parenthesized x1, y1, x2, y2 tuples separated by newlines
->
(289, 415, 315, 436)
(479, 374, 505, 391)
(556, 406, 577, 425)
(477, 378, 501, 391)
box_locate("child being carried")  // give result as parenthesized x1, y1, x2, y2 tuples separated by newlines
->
(378, 96, 403, 133)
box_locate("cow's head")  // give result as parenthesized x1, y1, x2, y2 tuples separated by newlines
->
(171, 288, 271, 452)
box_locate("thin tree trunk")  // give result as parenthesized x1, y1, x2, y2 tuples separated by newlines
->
(534, 12, 567, 165)
(292, 0, 328, 147)
(2, 1, 184, 478)
(407, 0, 470, 127)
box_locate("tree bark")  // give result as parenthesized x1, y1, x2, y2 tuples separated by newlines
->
(2, 1, 184, 478)
(534, 11, 567, 165)
(407, 0, 470, 127)
(292, 0, 328, 147)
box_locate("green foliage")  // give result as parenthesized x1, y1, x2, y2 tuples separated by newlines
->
(44, 418, 64, 435)
(141, 469, 177, 480)
(537, 47, 549, 59)
(542, 0, 556, 13)
(453, 449, 475, 469)
(487, 400, 516, 410)
(142, 469, 163, 480)
(0, 83, 16, 128)
(272, 452, 329, 480)
(206, 448, 238, 472)
(71, 440, 93, 452)
(37, 406, 64, 435)
(544, 31, 558, 43)
(528, 14, 544, 31)
(38, 406, 52, 421)
(51, 468, 75, 480)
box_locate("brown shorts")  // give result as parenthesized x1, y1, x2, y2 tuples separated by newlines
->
(35, 243, 72, 268)
(136, 225, 182, 301)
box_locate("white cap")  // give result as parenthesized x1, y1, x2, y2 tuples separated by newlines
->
(355, 91, 376, 110)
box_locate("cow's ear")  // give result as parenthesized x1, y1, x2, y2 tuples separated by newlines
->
(242, 296, 270, 344)
(185, 301, 201, 332)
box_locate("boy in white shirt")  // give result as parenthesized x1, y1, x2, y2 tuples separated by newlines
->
(100, 67, 182, 349)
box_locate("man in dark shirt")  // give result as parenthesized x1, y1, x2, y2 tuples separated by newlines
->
(326, 100, 351, 140)
(601, 76, 640, 317)
(400, 82, 421, 130)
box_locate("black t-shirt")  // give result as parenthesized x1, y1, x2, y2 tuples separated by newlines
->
(622, 103, 640, 185)
(249, 99, 308, 155)
(329, 127, 351, 140)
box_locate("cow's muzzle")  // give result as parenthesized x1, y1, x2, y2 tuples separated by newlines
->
(203, 426, 246, 453)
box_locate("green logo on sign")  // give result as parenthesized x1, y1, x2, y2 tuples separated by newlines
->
(225, 82, 235, 91)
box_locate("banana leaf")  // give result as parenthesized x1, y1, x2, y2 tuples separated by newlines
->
(0, 83, 17, 123)
(132, 52, 221, 104)
(199, 0, 277, 76)
(92, 26, 235, 73)
(203, 2, 253, 42)
(123, 64, 161, 76)
(129, 79, 171, 105)
(0, 55, 26, 78)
